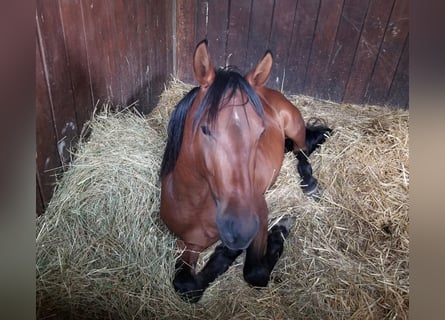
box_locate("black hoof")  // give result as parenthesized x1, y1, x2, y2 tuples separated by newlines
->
(173, 263, 204, 303)
(243, 266, 270, 287)
(271, 215, 296, 235)
(303, 184, 323, 201)
(177, 288, 204, 303)
(173, 278, 204, 303)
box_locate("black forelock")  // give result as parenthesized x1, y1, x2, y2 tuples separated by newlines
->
(193, 66, 264, 131)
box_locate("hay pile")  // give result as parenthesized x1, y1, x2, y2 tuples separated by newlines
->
(36, 79, 409, 319)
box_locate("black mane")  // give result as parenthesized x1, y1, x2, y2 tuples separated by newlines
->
(159, 86, 199, 178)
(160, 68, 264, 178)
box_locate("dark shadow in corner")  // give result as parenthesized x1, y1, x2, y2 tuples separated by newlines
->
(125, 74, 166, 115)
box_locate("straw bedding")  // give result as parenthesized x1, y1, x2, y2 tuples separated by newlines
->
(36, 79, 409, 319)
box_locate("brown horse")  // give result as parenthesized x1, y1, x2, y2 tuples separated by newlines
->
(160, 40, 331, 303)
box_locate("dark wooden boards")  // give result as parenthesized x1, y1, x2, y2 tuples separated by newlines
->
(176, 0, 408, 108)
(363, 0, 409, 106)
(36, 0, 173, 215)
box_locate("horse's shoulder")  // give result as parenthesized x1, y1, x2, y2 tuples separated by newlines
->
(257, 87, 296, 130)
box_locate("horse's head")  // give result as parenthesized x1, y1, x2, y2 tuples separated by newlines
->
(191, 40, 273, 250)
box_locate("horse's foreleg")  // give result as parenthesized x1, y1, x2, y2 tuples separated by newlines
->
(173, 242, 242, 303)
(243, 216, 295, 287)
(195, 244, 242, 292)
(173, 243, 203, 303)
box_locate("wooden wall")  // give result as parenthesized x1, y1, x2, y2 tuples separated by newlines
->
(175, 0, 408, 108)
(36, 0, 409, 215)
(36, 0, 173, 215)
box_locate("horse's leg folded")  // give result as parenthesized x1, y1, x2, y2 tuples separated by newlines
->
(195, 244, 242, 293)
(243, 215, 295, 287)
(295, 123, 332, 198)
(304, 122, 332, 156)
(174, 244, 242, 303)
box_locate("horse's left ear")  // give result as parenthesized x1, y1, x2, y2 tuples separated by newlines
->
(193, 39, 215, 88)
(246, 50, 273, 88)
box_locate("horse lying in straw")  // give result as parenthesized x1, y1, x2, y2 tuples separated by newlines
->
(160, 40, 331, 303)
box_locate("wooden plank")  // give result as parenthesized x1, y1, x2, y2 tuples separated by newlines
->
(35, 39, 62, 211)
(195, 0, 209, 43)
(226, 0, 252, 71)
(284, 0, 320, 94)
(110, 0, 134, 105)
(135, 0, 156, 110)
(154, 0, 174, 108)
(176, 0, 197, 83)
(343, 0, 395, 104)
(386, 36, 408, 108)
(81, 0, 119, 104)
(364, 0, 409, 105)
(164, 0, 174, 80)
(157, 0, 174, 105)
(116, 0, 142, 107)
(58, 0, 94, 128)
(36, 0, 78, 168)
(144, 0, 174, 109)
(323, 0, 370, 102)
(206, 0, 230, 68)
(303, 0, 345, 99)
(104, 1, 124, 103)
(80, 0, 107, 103)
(245, 0, 275, 71)
(130, 0, 150, 110)
(140, 0, 157, 109)
(267, 0, 299, 91)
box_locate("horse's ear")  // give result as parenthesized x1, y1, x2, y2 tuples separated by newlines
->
(193, 40, 215, 88)
(246, 50, 273, 87)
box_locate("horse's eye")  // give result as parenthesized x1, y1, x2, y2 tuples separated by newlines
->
(201, 125, 211, 136)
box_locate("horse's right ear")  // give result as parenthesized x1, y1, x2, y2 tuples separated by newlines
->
(246, 50, 273, 88)
(193, 40, 215, 88)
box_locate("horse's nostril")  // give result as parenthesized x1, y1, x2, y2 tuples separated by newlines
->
(217, 220, 234, 248)
(223, 229, 235, 244)
(216, 210, 260, 250)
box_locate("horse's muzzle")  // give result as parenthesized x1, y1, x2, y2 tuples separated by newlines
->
(217, 213, 259, 250)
